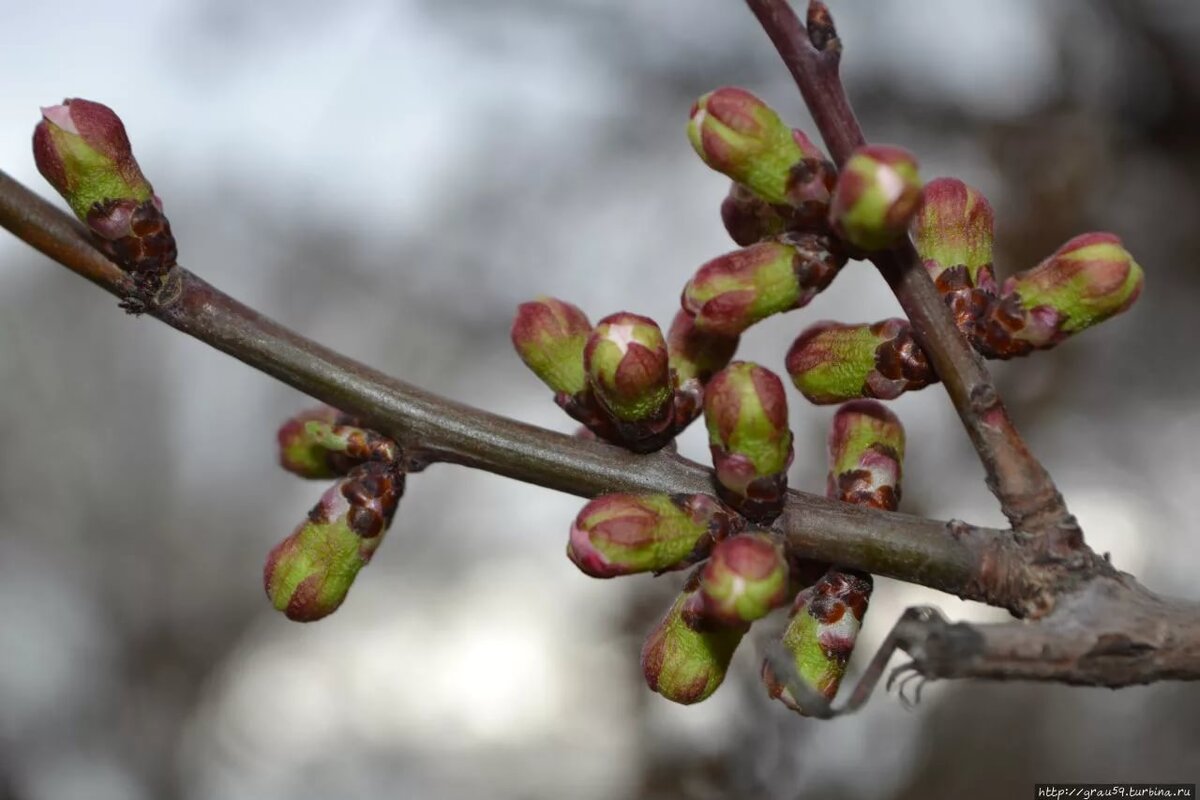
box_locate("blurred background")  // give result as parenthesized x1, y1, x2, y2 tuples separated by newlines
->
(1, 0, 1198, 797)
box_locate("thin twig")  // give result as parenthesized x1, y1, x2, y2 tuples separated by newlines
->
(743, 0, 1080, 551)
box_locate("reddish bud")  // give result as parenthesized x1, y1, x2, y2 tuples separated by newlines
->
(511, 297, 592, 396)
(689, 532, 789, 626)
(567, 493, 734, 578)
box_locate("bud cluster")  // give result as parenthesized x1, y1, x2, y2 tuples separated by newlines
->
(763, 401, 904, 714)
(264, 407, 408, 622)
(512, 299, 740, 450)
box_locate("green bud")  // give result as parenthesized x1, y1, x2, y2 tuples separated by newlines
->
(912, 177, 997, 292)
(1001, 232, 1144, 344)
(828, 145, 922, 251)
(511, 297, 592, 396)
(682, 234, 845, 337)
(666, 309, 739, 426)
(641, 575, 746, 705)
(827, 400, 905, 511)
(263, 463, 404, 622)
(763, 569, 873, 714)
(687, 87, 817, 204)
(785, 319, 935, 405)
(703, 361, 793, 522)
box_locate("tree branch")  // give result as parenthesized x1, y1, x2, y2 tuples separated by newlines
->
(0, 168, 1035, 609)
(744, 0, 1080, 551)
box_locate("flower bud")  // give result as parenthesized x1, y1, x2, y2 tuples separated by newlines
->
(687, 88, 818, 204)
(911, 177, 997, 293)
(704, 362, 793, 523)
(786, 319, 935, 405)
(583, 312, 674, 450)
(720, 182, 789, 246)
(689, 533, 789, 626)
(666, 310, 739, 426)
(264, 463, 404, 622)
(641, 575, 746, 705)
(682, 234, 846, 337)
(278, 409, 400, 480)
(828, 145, 922, 251)
(994, 233, 1144, 351)
(33, 99, 175, 278)
(511, 297, 592, 397)
(827, 400, 905, 511)
(763, 569, 873, 713)
(567, 493, 733, 578)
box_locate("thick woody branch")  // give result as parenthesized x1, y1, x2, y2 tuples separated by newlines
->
(0, 168, 1033, 609)
(744, 0, 1080, 550)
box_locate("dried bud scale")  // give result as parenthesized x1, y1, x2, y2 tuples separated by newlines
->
(703, 361, 794, 523)
(567, 493, 735, 578)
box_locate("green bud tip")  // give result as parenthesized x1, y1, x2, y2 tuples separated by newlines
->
(763, 568, 873, 713)
(641, 576, 746, 705)
(687, 87, 815, 205)
(693, 532, 789, 626)
(567, 493, 732, 578)
(827, 400, 905, 511)
(704, 361, 793, 522)
(682, 234, 844, 337)
(785, 319, 934, 405)
(264, 462, 404, 622)
(1002, 232, 1144, 341)
(911, 177, 997, 292)
(583, 311, 672, 423)
(511, 297, 592, 396)
(828, 144, 922, 251)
